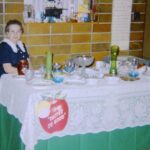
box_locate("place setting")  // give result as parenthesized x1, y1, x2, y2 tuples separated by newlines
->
(12, 45, 150, 89)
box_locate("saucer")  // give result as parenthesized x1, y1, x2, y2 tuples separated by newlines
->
(105, 76, 120, 84)
(120, 76, 140, 81)
(13, 75, 25, 80)
(27, 79, 52, 88)
(64, 78, 86, 85)
(86, 78, 99, 85)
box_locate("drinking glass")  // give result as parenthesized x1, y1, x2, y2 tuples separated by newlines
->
(25, 69, 34, 81)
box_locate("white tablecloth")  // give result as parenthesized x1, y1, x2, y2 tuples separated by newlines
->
(1, 74, 150, 150)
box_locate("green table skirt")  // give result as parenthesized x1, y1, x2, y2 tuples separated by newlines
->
(1, 104, 150, 150)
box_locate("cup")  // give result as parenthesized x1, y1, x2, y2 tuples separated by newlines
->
(52, 71, 64, 84)
(25, 69, 34, 81)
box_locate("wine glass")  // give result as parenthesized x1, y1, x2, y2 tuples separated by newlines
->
(73, 55, 94, 77)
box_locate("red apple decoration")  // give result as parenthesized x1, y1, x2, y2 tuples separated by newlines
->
(39, 99, 68, 134)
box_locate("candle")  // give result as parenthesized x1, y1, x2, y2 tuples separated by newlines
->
(46, 51, 52, 79)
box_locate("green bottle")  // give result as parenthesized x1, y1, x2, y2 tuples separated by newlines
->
(109, 45, 119, 76)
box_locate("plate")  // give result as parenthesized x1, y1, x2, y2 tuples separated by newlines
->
(105, 76, 120, 84)
(120, 76, 140, 81)
(64, 79, 86, 85)
(27, 79, 52, 88)
(13, 75, 25, 80)
(86, 78, 99, 85)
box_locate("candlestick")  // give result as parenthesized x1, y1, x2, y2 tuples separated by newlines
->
(45, 51, 52, 79)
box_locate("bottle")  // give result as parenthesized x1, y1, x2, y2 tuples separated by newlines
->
(17, 59, 29, 75)
(109, 45, 119, 76)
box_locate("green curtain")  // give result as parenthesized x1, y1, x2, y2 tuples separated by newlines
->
(1, 104, 150, 150)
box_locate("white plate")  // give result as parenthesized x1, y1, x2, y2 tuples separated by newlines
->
(86, 78, 99, 85)
(105, 76, 120, 84)
(27, 79, 52, 87)
(64, 79, 86, 85)
(13, 75, 25, 80)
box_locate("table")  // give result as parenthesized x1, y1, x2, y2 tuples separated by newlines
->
(1, 74, 150, 150)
